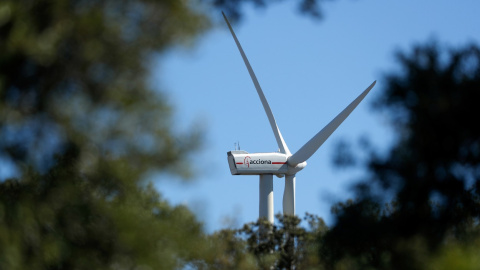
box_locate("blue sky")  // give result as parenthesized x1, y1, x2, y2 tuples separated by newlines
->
(153, 0, 480, 232)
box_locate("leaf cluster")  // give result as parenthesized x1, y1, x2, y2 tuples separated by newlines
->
(203, 214, 328, 269)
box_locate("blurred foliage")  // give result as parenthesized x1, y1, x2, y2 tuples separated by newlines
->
(331, 140, 356, 168)
(0, 0, 208, 268)
(212, 0, 325, 21)
(0, 2, 210, 266)
(325, 42, 480, 269)
(199, 214, 328, 269)
(0, 0, 209, 178)
(0, 149, 209, 268)
(207, 211, 480, 270)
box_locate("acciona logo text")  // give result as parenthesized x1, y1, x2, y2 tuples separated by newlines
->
(249, 159, 272, 164)
(244, 156, 271, 167)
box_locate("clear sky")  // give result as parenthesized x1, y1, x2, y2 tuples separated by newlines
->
(153, 0, 480, 232)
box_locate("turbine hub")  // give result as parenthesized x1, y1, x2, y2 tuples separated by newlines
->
(287, 161, 307, 175)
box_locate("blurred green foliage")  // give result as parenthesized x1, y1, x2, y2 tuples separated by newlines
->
(323, 43, 480, 269)
(0, 0, 212, 268)
(212, 0, 324, 21)
(0, 0, 209, 177)
(0, 152, 209, 268)
(200, 214, 328, 269)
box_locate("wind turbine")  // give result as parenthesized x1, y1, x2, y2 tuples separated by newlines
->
(223, 13, 376, 223)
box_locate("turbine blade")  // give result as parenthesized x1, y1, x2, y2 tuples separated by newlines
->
(288, 81, 376, 166)
(222, 12, 290, 155)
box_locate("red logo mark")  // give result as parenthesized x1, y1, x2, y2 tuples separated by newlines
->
(244, 156, 251, 168)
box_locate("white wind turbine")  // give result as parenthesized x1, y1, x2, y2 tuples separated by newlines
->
(223, 13, 376, 223)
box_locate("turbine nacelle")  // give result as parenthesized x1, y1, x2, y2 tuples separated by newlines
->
(227, 150, 288, 175)
(227, 150, 307, 176)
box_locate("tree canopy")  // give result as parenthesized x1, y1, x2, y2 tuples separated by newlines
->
(0, 0, 213, 268)
(323, 42, 480, 269)
(0, 0, 209, 179)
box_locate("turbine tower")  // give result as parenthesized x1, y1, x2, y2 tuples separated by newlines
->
(223, 13, 376, 223)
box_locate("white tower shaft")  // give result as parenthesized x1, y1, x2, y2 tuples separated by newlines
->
(259, 174, 274, 223)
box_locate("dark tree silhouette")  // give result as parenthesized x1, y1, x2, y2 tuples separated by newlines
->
(0, 1, 209, 268)
(205, 214, 328, 269)
(323, 42, 480, 269)
(212, 0, 324, 21)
